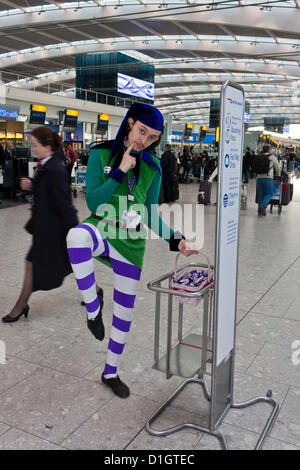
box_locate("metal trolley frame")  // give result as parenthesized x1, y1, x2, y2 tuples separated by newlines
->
(145, 262, 279, 450)
(72, 164, 87, 198)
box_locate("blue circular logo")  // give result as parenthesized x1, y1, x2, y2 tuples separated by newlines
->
(224, 154, 230, 168)
(223, 193, 228, 208)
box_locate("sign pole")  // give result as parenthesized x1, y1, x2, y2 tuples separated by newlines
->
(145, 81, 280, 450)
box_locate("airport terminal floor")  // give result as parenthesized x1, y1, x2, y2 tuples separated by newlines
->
(0, 178, 300, 450)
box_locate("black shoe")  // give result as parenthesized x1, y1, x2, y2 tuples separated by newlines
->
(101, 374, 130, 398)
(81, 287, 103, 306)
(87, 290, 105, 341)
(2, 305, 29, 323)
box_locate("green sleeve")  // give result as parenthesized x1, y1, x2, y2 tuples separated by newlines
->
(144, 171, 174, 243)
(85, 149, 120, 214)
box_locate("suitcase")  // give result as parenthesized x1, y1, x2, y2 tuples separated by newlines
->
(281, 183, 293, 206)
(198, 180, 211, 205)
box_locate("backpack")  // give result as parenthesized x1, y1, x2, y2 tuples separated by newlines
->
(252, 153, 270, 175)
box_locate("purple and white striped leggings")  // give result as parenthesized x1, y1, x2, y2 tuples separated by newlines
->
(67, 223, 141, 379)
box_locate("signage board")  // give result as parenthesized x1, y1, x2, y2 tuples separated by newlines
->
(0, 104, 19, 120)
(64, 109, 79, 128)
(184, 123, 193, 137)
(30, 104, 46, 124)
(117, 72, 155, 100)
(96, 113, 109, 133)
(212, 81, 244, 427)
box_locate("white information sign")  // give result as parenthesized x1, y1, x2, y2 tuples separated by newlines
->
(215, 83, 244, 367)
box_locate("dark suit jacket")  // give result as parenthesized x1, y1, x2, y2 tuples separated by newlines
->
(26, 155, 78, 291)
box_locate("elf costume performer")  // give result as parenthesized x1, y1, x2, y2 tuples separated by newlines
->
(67, 103, 198, 398)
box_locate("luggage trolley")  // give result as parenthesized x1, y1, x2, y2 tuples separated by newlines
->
(146, 257, 279, 450)
(270, 175, 282, 214)
(72, 165, 87, 198)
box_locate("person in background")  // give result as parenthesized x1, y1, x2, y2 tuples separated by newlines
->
(2, 126, 78, 323)
(243, 146, 251, 183)
(287, 148, 296, 171)
(0, 143, 4, 168)
(182, 147, 192, 182)
(256, 144, 280, 217)
(250, 150, 256, 178)
(161, 143, 176, 203)
(63, 141, 78, 181)
(0, 143, 4, 205)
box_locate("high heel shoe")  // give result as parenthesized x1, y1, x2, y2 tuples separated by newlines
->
(2, 305, 30, 323)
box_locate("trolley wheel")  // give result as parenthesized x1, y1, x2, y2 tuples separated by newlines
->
(266, 390, 272, 398)
(278, 205, 282, 214)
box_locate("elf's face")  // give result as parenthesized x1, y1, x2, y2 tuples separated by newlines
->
(126, 118, 161, 152)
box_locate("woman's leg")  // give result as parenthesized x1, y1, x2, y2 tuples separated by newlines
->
(262, 178, 274, 209)
(256, 179, 263, 215)
(67, 223, 108, 320)
(7, 260, 32, 318)
(103, 247, 141, 379)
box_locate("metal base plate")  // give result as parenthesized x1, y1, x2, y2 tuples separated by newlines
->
(153, 333, 212, 378)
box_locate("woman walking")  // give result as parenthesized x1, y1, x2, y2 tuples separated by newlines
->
(2, 126, 78, 323)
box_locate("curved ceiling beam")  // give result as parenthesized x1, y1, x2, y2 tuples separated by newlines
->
(161, 103, 300, 115)
(155, 74, 297, 86)
(155, 92, 295, 107)
(1, 38, 300, 69)
(0, 4, 300, 37)
(161, 5, 300, 37)
(6, 69, 76, 88)
(155, 59, 300, 79)
(155, 83, 298, 97)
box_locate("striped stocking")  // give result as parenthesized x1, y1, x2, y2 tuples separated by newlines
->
(67, 223, 141, 378)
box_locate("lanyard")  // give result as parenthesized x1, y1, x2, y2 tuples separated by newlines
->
(127, 174, 135, 201)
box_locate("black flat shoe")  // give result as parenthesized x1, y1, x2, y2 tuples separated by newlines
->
(87, 292, 105, 341)
(2, 305, 30, 323)
(81, 287, 103, 306)
(101, 374, 130, 398)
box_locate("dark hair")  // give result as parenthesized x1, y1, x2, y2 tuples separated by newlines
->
(262, 144, 271, 153)
(31, 126, 62, 153)
(164, 144, 171, 151)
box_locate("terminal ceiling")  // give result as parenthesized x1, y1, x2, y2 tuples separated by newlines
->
(1, 0, 300, 125)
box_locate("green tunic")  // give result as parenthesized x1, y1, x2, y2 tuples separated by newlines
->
(81, 142, 175, 270)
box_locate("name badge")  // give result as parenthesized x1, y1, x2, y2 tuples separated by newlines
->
(122, 209, 142, 229)
(104, 166, 112, 175)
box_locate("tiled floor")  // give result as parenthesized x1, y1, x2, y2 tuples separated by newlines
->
(0, 176, 300, 450)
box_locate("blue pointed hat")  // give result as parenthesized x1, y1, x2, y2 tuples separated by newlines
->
(109, 102, 164, 163)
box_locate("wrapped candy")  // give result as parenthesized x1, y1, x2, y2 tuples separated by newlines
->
(171, 253, 213, 306)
